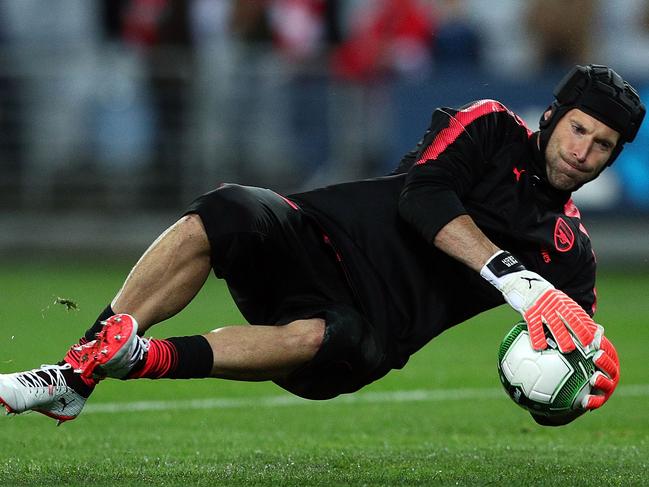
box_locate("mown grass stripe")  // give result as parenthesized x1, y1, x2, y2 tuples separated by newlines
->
(84, 384, 649, 414)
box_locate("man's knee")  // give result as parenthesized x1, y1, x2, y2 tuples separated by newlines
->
(283, 318, 326, 362)
(275, 306, 386, 400)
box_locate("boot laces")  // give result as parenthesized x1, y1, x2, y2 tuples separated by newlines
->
(15, 364, 70, 396)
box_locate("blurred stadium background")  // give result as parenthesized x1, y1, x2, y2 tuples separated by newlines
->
(0, 0, 648, 264)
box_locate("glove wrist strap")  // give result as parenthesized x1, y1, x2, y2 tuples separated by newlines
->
(480, 250, 526, 289)
(483, 250, 525, 277)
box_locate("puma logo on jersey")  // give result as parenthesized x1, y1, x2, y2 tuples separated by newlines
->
(513, 167, 526, 182)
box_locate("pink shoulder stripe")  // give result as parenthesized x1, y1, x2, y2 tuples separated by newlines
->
(416, 100, 531, 164)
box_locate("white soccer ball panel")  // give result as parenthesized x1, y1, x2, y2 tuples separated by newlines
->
(500, 332, 572, 403)
(532, 353, 572, 398)
(528, 389, 553, 403)
(511, 360, 543, 398)
(500, 333, 535, 382)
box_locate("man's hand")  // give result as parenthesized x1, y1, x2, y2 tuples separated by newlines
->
(532, 329, 620, 424)
(582, 333, 620, 410)
(481, 250, 596, 352)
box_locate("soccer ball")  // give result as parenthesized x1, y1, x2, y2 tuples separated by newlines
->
(497, 321, 596, 417)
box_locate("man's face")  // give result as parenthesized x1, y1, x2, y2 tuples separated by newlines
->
(544, 108, 621, 191)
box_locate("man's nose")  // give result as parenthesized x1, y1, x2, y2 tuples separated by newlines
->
(571, 139, 590, 162)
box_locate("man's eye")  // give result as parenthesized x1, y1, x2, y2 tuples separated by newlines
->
(598, 142, 612, 151)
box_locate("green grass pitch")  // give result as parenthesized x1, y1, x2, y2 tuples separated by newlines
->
(0, 259, 648, 486)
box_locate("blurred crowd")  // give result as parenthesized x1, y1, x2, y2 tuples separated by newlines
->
(0, 0, 648, 211)
(0, 0, 637, 77)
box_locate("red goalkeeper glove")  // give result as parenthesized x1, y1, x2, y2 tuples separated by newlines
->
(481, 250, 596, 353)
(529, 330, 619, 425)
(582, 332, 620, 410)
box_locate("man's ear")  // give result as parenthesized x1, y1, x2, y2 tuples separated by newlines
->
(542, 108, 552, 121)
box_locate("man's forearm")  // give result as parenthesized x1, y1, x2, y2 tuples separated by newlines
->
(433, 214, 500, 272)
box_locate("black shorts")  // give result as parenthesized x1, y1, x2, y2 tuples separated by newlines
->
(185, 184, 390, 399)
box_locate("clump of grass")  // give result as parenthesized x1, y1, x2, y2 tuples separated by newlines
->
(53, 297, 79, 312)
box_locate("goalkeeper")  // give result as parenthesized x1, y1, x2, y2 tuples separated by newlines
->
(0, 64, 643, 427)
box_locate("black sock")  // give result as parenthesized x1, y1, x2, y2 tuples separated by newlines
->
(84, 305, 115, 342)
(166, 335, 214, 379)
(60, 367, 94, 398)
(128, 335, 214, 379)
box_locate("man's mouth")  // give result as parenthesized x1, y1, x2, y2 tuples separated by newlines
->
(560, 156, 589, 174)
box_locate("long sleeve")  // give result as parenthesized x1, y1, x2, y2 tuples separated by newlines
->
(398, 99, 530, 243)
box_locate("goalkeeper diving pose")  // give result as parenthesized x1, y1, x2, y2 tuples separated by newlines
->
(0, 64, 643, 426)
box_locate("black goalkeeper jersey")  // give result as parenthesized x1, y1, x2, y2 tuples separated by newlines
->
(290, 99, 597, 371)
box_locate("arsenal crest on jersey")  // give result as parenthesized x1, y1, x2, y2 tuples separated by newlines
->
(554, 217, 575, 252)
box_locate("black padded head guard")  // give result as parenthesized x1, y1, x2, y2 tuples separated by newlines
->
(539, 64, 646, 166)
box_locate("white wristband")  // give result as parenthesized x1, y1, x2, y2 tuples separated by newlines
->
(480, 250, 525, 290)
